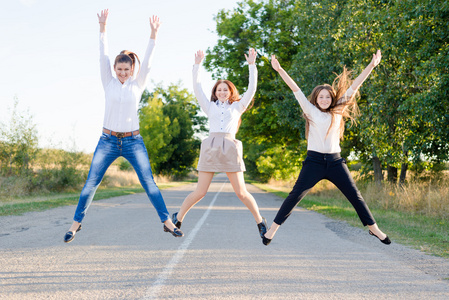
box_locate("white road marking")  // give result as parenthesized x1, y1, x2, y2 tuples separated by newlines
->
(143, 180, 227, 299)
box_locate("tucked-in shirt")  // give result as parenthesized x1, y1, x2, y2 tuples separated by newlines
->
(99, 32, 155, 132)
(192, 64, 257, 134)
(294, 87, 355, 153)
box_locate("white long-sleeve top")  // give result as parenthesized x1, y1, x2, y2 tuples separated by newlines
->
(294, 87, 355, 153)
(99, 32, 156, 132)
(192, 64, 257, 135)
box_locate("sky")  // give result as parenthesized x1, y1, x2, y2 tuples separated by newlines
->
(1, 0, 242, 153)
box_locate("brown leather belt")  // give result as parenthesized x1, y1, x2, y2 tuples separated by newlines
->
(103, 128, 139, 138)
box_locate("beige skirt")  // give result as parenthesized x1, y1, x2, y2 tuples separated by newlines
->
(197, 132, 246, 172)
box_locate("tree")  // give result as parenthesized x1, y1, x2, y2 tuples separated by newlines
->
(139, 92, 173, 174)
(206, 0, 449, 183)
(205, 0, 307, 180)
(205, 0, 350, 180)
(337, 0, 449, 183)
(139, 83, 207, 178)
(0, 98, 38, 175)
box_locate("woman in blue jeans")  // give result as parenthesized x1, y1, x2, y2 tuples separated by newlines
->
(64, 9, 182, 243)
(263, 51, 391, 246)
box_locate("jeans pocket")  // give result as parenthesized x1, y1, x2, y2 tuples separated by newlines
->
(133, 133, 143, 140)
(100, 133, 110, 140)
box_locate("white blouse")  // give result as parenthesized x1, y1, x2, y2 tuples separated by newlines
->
(192, 64, 257, 135)
(294, 87, 355, 153)
(99, 32, 156, 132)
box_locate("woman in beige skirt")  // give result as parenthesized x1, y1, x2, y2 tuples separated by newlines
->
(171, 49, 268, 239)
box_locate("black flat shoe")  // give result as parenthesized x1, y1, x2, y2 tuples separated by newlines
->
(257, 217, 268, 238)
(172, 212, 182, 229)
(164, 224, 184, 237)
(369, 230, 391, 245)
(64, 224, 82, 243)
(262, 234, 272, 246)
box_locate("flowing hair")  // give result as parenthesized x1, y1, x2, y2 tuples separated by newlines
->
(210, 80, 255, 132)
(304, 67, 360, 139)
(114, 50, 141, 75)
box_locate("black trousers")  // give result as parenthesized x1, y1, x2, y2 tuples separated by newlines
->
(273, 151, 376, 226)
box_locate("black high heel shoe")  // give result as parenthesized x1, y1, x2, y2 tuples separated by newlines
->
(64, 224, 82, 243)
(164, 224, 184, 237)
(262, 233, 272, 246)
(257, 217, 268, 238)
(172, 212, 182, 229)
(369, 230, 391, 245)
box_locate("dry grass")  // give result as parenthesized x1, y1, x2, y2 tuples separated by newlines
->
(102, 165, 173, 187)
(0, 176, 30, 199)
(361, 179, 449, 218)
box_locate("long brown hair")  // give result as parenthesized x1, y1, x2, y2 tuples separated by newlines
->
(114, 50, 141, 75)
(304, 67, 360, 139)
(210, 80, 255, 132)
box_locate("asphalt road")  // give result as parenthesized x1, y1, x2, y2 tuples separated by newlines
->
(1, 173, 449, 299)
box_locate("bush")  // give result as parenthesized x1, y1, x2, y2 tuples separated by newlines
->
(30, 167, 86, 193)
(118, 158, 133, 171)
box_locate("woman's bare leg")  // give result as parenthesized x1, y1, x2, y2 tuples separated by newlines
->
(226, 172, 263, 224)
(177, 171, 215, 222)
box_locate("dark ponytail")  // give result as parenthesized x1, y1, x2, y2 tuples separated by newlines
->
(114, 50, 141, 74)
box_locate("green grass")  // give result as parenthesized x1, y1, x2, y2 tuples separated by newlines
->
(253, 183, 449, 258)
(0, 182, 189, 217)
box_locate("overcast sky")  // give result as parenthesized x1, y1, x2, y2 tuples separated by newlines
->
(1, 0, 241, 153)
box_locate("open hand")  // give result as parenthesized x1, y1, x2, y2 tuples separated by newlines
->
(97, 9, 109, 24)
(371, 49, 382, 67)
(150, 15, 162, 33)
(244, 48, 257, 65)
(271, 54, 282, 71)
(195, 50, 205, 65)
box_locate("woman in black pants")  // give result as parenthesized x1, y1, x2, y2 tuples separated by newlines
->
(263, 50, 390, 246)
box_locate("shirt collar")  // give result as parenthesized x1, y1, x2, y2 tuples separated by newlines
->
(216, 100, 231, 106)
(115, 77, 131, 85)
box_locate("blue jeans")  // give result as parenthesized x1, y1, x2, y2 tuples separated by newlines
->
(73, 132, 169, 223)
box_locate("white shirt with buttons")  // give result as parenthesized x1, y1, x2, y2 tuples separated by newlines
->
(99, 32, 156, 133)
(293, 87, 356, 154)
(192, 64, 257, 135)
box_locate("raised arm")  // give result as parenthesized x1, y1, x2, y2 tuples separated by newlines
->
(135, 15, 161, 89)
(98, 9, 113, 89)
(350, 50, 382, 91)
(271, 55, 300, 93)
(238, 48, 258, 110)
(271, 54, 315, 114)
(192, 50, 211, 115)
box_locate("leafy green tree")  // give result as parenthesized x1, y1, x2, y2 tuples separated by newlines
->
(337, 0, 449, 183)
(139, 83, 207, 178)
(205, 0, 350, 180)
(207, 0, 449, 183)
(205, 0, 307, 180)
(139, 91, 173, 174)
